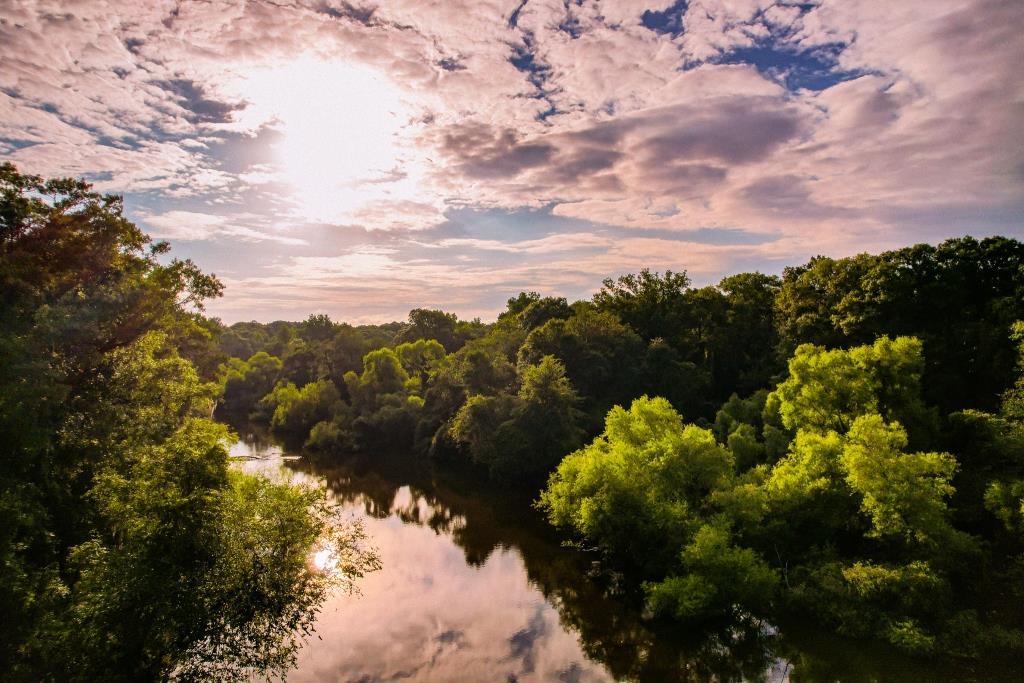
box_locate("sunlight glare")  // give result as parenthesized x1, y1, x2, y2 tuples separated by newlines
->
(234, 56, 423, 223)
(312, 544, 339, 573)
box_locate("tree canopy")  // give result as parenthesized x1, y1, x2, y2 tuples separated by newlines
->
(0, 164, 378, 680)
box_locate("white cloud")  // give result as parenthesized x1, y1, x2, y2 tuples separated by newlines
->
(137, 209, 307, 245)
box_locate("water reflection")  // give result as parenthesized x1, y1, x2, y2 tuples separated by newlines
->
(229, 428, 971, 682)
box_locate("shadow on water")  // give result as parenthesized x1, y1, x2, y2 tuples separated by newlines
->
(230, 423, 1011, 682)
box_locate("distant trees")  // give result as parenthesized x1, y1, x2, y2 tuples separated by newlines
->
(519, 307, 646, 427)
(450, 355, 583, 480)
(264, 379, 342, 435)
(593, 269, 692, 343)
(775, 237, 1024, 412)
(592, 268, 783, 413)
(394, 307, 483, 352)
(222, 351, 284, 417)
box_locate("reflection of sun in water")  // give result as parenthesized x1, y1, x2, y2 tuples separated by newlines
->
(312, 544, 338, 573)
(233, 56, 425, 223)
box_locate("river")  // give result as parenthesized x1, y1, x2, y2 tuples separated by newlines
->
(228, 427, 988, 682)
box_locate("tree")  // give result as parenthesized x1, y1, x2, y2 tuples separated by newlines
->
(345, 347, 410, 412)
(395, 338, 446, 389)
(766, 336, 936, 446)
(539, 396, 732, 577)
(712, 272, 782, 395)
(319, 324, 369, 388)
(511, 355, 585, 475)
(394, 308, 462, 352)
(775, 254, 875, 353)
(267, 379, 342, 436)
(299, 313, 337, 343)
(841, 415, 958, 544)
(592, 268, 691, 343)
(0, 164, 378, 678)
(646, 522, 778, 619)
(519, 307, 645, 426)
(449, 356, 583, 480)
(775, 238, 1024, 413)
(220, 351, 283, 418)
(519, 295, 573, 331)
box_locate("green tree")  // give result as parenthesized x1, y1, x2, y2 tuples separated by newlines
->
(394, 308, 463, 352)
(220, 351, 283, 418)
(775, 238, 1024, 413)
(841, 415, 958, 544)
(0, 164, 378, 678)
(519, 295, 573, 331)
(395, 338, 446, 389)
(646, 522, 778, 619)
(592, 268, 691, 343)
(519, 307, 645, 427)
(449, 356, 583, 480)
(319, 324, 370, 388)
(345, 347, 410, 412)
(767, 336, 936, 445)
(268, 379, 342, 436)
(539, 396, 732, 576)
(299, 313, 337, 343)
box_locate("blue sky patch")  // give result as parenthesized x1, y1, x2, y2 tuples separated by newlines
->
(715, 42, 869, 91)
(641, 1, 688, 37)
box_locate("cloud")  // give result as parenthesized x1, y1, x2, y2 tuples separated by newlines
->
(1, 0, 1021, 322)
(435, 232, 611, 254)
(137, 210, 307, 245)
(440, 124, 556, 180)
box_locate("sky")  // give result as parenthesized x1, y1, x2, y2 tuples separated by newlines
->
(2, 0, 1022, 323)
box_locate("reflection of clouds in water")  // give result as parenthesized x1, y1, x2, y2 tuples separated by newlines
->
(227, 444, 796, 680)
(229, 453, 309, 483)
(388, 486, 467, 534)
(288, 502, 611, 683)
(507, 604, 548, 674)
(228, 435, 312, 483)
(227, 430, 282, 459)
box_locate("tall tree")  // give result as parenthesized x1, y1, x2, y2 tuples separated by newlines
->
(0, 164, 378, 679)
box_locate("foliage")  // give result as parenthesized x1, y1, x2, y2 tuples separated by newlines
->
(345, 347, 410, 411)
(394, 308, 482, 352)
(537, 331, 1023, 655)
(519, 307, 647, 426)
(220, 351, 283, 418)
(395, 338, 446, 389)
(450, 356, 584, 480)
(841, 415, 957, 543)
(775, 237, 1024, 413)
(766, 336, 937, 447)
(593, 269, 691, 343)
(538, 396, 731, 576)
(268, 379, 342, 436)
(646, 522, 778, 619)
(0, 165, 377, 679)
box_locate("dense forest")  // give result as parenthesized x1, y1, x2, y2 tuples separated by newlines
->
(4, 165, 1024, 676)
(214, 235, 1024, 661)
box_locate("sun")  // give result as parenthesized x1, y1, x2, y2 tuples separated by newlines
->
(232, 56, 422, 222)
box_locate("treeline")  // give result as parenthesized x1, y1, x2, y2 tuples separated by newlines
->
(213, 237, 1022, 466)
(0, 165, 378, 680)
(213, 235, 1024, 660)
